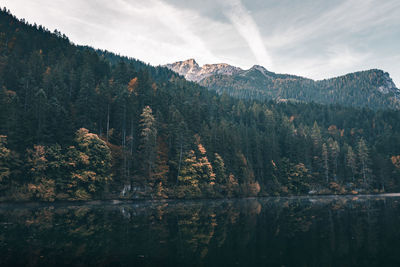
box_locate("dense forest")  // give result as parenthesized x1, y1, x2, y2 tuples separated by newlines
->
(1, 8, 400, 201)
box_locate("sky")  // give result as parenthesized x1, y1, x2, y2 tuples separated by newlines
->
(1, 0, 399, 86)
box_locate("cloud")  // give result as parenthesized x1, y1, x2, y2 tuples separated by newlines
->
(143, 0, 219, 63)
(275, 45, 371, 81)
(265, 0, 400, 48)
(221, 0, 273, 69)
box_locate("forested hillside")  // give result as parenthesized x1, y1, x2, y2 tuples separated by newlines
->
(1, 8, 400, 201)
(167, 60, 400, 110)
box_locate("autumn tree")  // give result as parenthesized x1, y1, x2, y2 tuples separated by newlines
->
(26, 145, 56, 201)
(177, 150, 201, 198)
(66, 128, 112, 200)
(195, 141, 216, 186)
(226, 173, 239, 197)
(287, 163, 312, 194)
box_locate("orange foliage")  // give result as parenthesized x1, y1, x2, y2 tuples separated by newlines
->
(28, 178, 56, 202)
(128, 77, 138, 95)
(44, 66, 51, 75)
(328, 125, 338, 136)
(391, 155, 400, 169)
(27, 145, 48, 172)
(197, 144, 207, 155)
(152, 82, 157, 92)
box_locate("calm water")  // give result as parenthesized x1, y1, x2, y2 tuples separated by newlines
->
(1, 195, 400, 266)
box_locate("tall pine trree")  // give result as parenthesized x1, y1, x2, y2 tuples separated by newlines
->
(346, 146, 357, 182)
(322, 143, 329, 183)
(328, 139, 340, 180)
(139, 106, 157, 185)
(357, 138, 371, 186)
(213, 153, 227, 185)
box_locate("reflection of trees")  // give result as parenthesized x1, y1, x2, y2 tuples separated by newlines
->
(1, 197, 400, 266)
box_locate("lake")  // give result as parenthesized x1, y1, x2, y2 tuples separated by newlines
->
(1, 195, 400, 266)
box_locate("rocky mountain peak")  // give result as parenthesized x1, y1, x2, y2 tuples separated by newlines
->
(378, 71, 398, 94)
(165, 59, 242, 82)
(183, 58, 199, 67)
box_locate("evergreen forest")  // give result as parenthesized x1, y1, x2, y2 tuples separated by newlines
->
(1, 8, 400, 201)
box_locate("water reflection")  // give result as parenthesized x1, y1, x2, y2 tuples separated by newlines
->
(1, 196, 400, 266)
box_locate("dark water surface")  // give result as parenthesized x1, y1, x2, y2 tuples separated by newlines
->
(1, 195, 400, 266)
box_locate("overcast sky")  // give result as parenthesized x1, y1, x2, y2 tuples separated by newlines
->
(1, 0, 399, 86)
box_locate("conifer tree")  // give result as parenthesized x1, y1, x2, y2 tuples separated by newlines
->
(328, 139, 340, 180)
(322, 143, 329, 183)
(357, 138, 371, 186)
(153, 137, 169, 197)
(213, 153, 227, 185)
(226, 173, 239, 197)
(139, 106, 157, 183)
(346, 146, 357, 181)
(311, 121, 322, 147)
(195, 142, 216, 185)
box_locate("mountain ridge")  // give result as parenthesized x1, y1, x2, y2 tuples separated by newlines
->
(166, 59, 399, 109)
(166, 58, 398, 86)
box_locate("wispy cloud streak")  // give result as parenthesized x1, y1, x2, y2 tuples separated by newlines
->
(266, 0, 400, 48)
(221, 0, 273, 69)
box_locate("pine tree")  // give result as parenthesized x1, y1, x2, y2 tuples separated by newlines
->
(322, 143, 329, 183)
(76, 65, 96, 129)
(213, 153, 227, 185)
(328, 139, 340, 180)
(195, 142, 216, 185)
(346, 146, 357, 182)
(139, 106, 157, 183)
(178, 150, 199, 187)
(357, 138, 371, 186)
(226, 173, 239, 197)
(311, 121, 322, 147)
(153, 137, 169, 197)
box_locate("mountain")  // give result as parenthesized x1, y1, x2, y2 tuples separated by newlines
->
(166, 59, 400, 109)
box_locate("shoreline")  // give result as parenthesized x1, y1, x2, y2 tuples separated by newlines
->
(1, 192, 400, 207)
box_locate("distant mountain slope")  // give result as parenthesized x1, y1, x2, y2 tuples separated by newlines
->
(166, 59, 400, 109)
